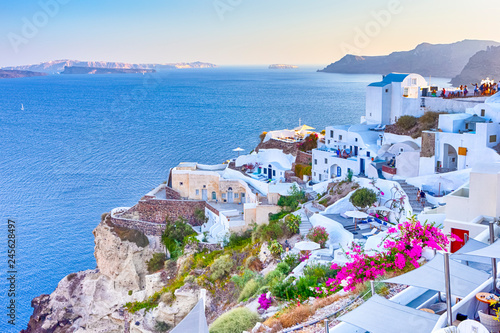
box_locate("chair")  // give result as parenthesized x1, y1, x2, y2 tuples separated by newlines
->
(458, 319, 489, 333)
(478, 310, 500, 332)
(362, 228, 379, 238)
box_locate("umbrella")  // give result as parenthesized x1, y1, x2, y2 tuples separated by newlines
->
(345, 210, 370, 231)
(233, 147, 244, 157)
(293, 124, 315, 131)
(294, 241, 320, 251)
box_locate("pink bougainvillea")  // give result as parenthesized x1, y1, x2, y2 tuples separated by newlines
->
(326, 217, 460, 292)
(307, 226, 329, 248)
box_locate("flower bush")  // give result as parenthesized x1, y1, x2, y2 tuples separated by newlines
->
(326, 217, 460, 292)
(269, 240, 284, 257)
(258, 293, 273, 310)
(307, 226, 329, 248)
(300, 250, 311, 262)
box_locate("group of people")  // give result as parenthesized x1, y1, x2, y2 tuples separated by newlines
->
(438, 82, 498, 98)
(416, 189, 426, 208)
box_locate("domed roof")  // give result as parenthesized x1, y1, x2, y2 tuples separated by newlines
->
(486, 92, 500, 104)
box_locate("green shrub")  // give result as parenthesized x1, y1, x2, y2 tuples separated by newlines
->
(268, 240, 283, 257)
(269, 211, 288, 222)
(346, 168, 354, 182)
(210, 254, 234, 280)
(265, 270, 285, 290)
(318, 198, 329, 207)
(254, 221, 284, 242)
(303, 263, 337, 283)
(209, 307, 260, 333)
(146, 253, 166, 273)
(155, 320, 171, 332)
(226, 230, 252, 248)
(231, 269, 258, 290)
(397, 115, 417, 130)
(183, 234, 200, 247)
(237, 279, 260, 302)
(283, 253, 300, 271)
(285, 214, 301, 234)
(419, 111, 441, 127)
(276, 262, 291, 275)
(194, 208, 208, 225)
(128, 290, 133, 296)
(161, 217, 196, 259)
(349, 188, 377, 210)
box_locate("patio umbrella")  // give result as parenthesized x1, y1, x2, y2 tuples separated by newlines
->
(294, 241, 320, 251)
(233, 147, 244, 157)
(345, 210, 370, 231)
(293, 124, 315, 131)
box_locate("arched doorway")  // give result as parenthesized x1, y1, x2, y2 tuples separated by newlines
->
(267, 164, 273, 180)
(227, 187, 234, 203)
(443, 144, 458, 171)
(330, 164, 338, 179)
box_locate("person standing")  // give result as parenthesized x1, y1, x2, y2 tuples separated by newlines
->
(417, 189, 421, 203)
(420, 190, 426, 208)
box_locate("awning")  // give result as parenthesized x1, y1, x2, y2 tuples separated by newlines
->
(453, 239, 491, 264)
(337, 295, 439, 333)
(383, 253, 489, 298)
(170, 298, 209, 333)
(462, 239, 500, 259)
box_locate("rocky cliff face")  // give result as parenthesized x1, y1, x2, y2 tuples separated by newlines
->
(21, 218, 201, 333)
(450, 46, 500, 85)
(318, 39, 499, 77)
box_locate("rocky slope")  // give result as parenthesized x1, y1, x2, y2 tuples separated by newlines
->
(0, 69, 46, 79)
(61, 66, 156, 75)
(319, 39, 499, 77)
(21, 218, 201, 333)
(3, 60, 217, 74)
(450, 45, 500, 85)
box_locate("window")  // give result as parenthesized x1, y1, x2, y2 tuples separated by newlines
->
(400, 148, 404, 153)
(355, 138, 358, 142)
(314, 172, 316, 176)
(327, 140, 330, 144)
(385, 89, 389, 93)
(330, 130, 334, 138)
(195, 189, 199, 195)
(465, 123, 469, 130)
(234, 193, 239, 198)
(203, 185, 206, 188)
(273, 170, 276, 176)
(264, 168, 267, 174)
(481, 109, 486, 117)
(367, 152, 370, 157)
(211, 191, 216, 200)
(241, 193, 245, 197)
(324, 158, 328, 164)
(179, 182, 183, 186)
(412, 78, 417, 85)
(222, 193, 226, 199)
(339, 135, 343, 140)
(319, 174, 322, 181)
(490, 135, 497, 143)
(314, 159, 317, 165)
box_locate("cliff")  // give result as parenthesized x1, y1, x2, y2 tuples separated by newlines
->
(0, 69, 46, 79)
(21, 218, 201, 333)
(61, 66, 156, 75)
(3, 60, 217, 74)
(450, 46, 500, 85)
(318, 39, 500, 77)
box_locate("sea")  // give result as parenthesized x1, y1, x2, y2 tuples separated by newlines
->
(0, 67, 450, 331)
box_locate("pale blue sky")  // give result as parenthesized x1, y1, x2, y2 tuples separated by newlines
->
(1, 0, 499, 67)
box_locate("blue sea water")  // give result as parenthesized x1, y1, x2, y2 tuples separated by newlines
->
(0, 67, 382, 331)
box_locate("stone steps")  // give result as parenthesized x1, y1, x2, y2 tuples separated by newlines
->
(299, 218, 313, 236)
(396, 180, 432, 214)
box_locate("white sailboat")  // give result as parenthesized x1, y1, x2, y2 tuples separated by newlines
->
(21, 104, 24, 111)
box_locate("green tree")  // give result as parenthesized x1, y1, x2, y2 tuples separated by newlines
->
(349, 188, 377, 211)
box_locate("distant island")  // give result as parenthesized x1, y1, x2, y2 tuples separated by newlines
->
(0, 69, 47, 79)
(269, 64, 298, 69)
(318, 39, 500, 78)
(61, 66, 156, 75)
(2, 60, 217, 74)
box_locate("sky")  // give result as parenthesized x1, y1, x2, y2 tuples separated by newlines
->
(1, 0, 500, 67)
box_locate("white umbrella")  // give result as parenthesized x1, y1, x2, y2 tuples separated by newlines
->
(294, 241, 320, 251)
(233, 147, 244, 157)
(344, 210, 370, 231)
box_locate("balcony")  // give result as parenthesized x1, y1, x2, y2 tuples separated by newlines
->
(382, 165, 397, 175)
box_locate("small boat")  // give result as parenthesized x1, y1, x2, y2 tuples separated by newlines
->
(21, 104, 24, 111)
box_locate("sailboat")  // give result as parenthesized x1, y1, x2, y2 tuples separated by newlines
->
(21, 104, 24, 111)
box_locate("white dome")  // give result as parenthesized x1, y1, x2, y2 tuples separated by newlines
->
(485, 92, 500, 104)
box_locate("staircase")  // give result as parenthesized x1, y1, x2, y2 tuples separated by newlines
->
(396, 180, 432, 214)
(298, 210, 313, 236)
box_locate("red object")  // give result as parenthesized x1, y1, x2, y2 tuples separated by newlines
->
(382, 165, 397, 175)
(450, 228, 469, 253)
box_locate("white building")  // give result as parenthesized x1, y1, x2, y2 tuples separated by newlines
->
(365, 73, 428, 125)
(235, 148, 295, 182)
(312, 124, 381, 182)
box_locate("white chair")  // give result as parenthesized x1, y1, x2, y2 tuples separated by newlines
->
(362, 228, 379, 238)
(458, 319, 489, 333)
(478, 310, 500, 332)
(433, 327, 457, 333)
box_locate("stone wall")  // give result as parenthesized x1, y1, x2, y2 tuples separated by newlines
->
(296, 151, 312, 165)
(255, 138, 298, 156)
(110, 217, 166, 237)
(421, 132, 436, 158)
(127, 199, 206, 225)
(164, 186, 182, 199)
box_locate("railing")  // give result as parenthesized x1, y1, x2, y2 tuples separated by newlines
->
(382, 165, 397, 175)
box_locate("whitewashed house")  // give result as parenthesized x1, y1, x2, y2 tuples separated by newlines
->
(235, 148, 294, 182)
(311, 124, 380, 182)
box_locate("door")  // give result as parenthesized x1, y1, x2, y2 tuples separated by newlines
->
(360, 158, 365, 175)
(268, 166, 272, 179)
(241, 193, 246, 203)
(227, 188, 234, 203)
(450, 228, 469, 253)
(337, 166, 341, 177)
(202, 189, 207, 200)
(354, 146, 358, 156)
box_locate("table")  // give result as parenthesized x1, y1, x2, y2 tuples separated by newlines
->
(476, 292, 499, 315)
(420, 308, 435, 314)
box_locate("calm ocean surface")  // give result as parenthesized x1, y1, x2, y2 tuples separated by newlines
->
(0, 67, 446, 330)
